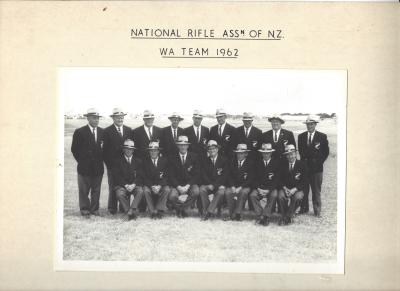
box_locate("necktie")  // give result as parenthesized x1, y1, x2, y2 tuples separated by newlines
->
(149, 127, 153, 140)
(117, 126, 122, 137)
(308, 133, 312, 145)
(181, 155, 185, 165)
(290, 163, 293, 172)
(238, 161, 241, 169)
(196, 127, 200, 142)
(218, 125, 222, 137)
(212, 158, 216, 166)
(274, 131, 278, 143)
(173, 129, 177, 141)
(245, 127, 249, 138)
(153, 159, 157, 167)
(128, 157, 131, 164)
(92, 128, 96, 142)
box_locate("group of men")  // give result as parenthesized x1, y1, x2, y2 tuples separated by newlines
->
(71, 107, 329, 226)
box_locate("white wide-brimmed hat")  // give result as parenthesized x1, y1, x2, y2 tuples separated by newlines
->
(207, 140, 220, 149)
(83, 108, 102, 117)
(168, 112, 184, 121)
(233, 144, 251, 153)
(268, 114, 285, 124)
(110, 107, 127, 117)
(216, 108, 227, 117)
(303, 115, 320, 124)
(147, 141, 162, 150)
(258, 143, 276, 153)
(242, 112, 254, 121)
(193, 110, 203, 118)
(282, 144, 297, 155)
(123, 139, 136, 149)
(143, 110, 155, 119)
(175, 135, 191, 145)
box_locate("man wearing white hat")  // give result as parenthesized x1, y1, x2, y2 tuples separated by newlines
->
(199, 140, 230, 221)
(277, 144, 308, 225)
(249, 143, 280, 226)
(225, 144, 255, 221)
(103, 108, 133, 214)
(209, 108, 236, 159)
(298, 115, 329, 216)
(168, 136, 201, 218)
(71, 108, 104, 217)
(160, 112, 185, 157)
(132, 110, 162, 159)
(261, 114, 296, 162)
(184, 110, 210, 159)
(113, 139, 145, 221)
(142, 141, 170, 219)
(235, 112, 262, 161)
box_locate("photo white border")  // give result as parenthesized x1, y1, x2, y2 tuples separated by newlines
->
(55, 68, 346, 274)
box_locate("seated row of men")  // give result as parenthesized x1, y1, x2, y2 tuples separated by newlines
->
(71, 107, 330, 226)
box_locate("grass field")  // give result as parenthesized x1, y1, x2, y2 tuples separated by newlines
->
(63, 117, 337, 262)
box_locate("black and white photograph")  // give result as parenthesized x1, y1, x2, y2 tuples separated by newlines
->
(57, 68, 346, 273)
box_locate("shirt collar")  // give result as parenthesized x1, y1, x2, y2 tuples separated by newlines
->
(274, 128, 281, 135)
(180, 152, 187, 159)
(264, 158, 271, 164)
(88, 124, 96, 131)
(124, 155, 132, 161)
(193, 124, 201, 130)
(244, 125, 252, 132)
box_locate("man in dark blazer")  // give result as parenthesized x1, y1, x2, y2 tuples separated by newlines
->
(225, 144, 255, 221)
(200, 140, 229, 221)
(103, 108, 133, 214)
(298, 115, 329, 216)
(261, 114, 296, 162)
(142, 141, 170, 219)
(113, 139, 145, 221)
(185, 110, 210, 159)
(277, 144, 308, 225)
(160, 112, 185, 157)
(132, 110, 162, 159)
(168, 136, 201, 218)
(235, 112, 262, 161)
(249, 143, 280, 226)
(209, 108, 236, 159)
(71, 108, 104, 217)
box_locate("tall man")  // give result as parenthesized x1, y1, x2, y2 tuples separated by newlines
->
(133, 110, 162, 159)
(225, 144, 255, 221)
(261, 114, 296, 162)
(168, 136, 201, 218)
(142, 141, 170, 219)
(185, 110, 210, 159)
(200, 140, 229, 221)
(160, 112, 185, 157)
(71, 108, 104, 217)
(277, 144, 308, 225)
(113, 139, 145, 221)
(235, 112, 262, 161)
(298, 115, 329, 216)
(249, 143, 280, 226)
(209, 108, 236, 159)
(103, 108, 132, 214)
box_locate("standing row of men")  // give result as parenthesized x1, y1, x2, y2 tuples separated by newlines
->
(71, 108, 329, 225)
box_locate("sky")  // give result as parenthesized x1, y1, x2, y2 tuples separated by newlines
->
(59, 68, 346, 116)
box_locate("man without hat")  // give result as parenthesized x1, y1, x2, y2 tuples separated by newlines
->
(249, 143, 280, 226)
(132, 110, 162, 159)
(209, 108, 236, 159)
(199, 140, 230, 221)
(235, 112, 262, 161)
(168, 136, 201, 218)
(113, 139, 145, 221)
(298, 115, 329, 216)
(277, 144, 308, 225)
(184, 110, 210, 159)
(142, 141, 170, 219)
(160, 112, 185, 157)
(103, 108, 133, 214)
(71, 108, 104, 217)
(225, 144, 255, 221)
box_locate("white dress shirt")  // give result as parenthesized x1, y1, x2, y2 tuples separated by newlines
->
(88, 124, 97, 142)
(145, 125, 153, 140)
(114, 124, 123, 136)
(273, 128, 281, 142)
(218, 122, 226, 136)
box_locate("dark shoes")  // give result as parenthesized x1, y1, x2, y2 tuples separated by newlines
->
(234, 214, 242, 221)
(91, 211, 100, 216)
(176, 208, 188, 218)
(298, 208, 309, 215)
(256, 216, 270, 226)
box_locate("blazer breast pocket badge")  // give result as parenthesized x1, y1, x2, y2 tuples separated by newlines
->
(243, 173, 248, 180)
(187, 165, 193, 172)
(267, 173, 274, 180)
(295, 173, 301, 180)
(202, 138, 207, 145)
(252, 141, 258, 147)
(224, 135, 230, 141)
(217, 168, 223, 176)
(159, 171, 164, 179)
(283, 139, 288, 145)
(315, 142, 321, 149)
(100, 140, 104, 148)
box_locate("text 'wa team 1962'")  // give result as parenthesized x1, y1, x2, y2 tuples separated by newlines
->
(71, 108, 329, 226)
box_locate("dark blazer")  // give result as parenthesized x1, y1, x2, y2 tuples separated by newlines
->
(235, 125, 262, 160)
(142, 156, 169, 187)
(298, 130, 329, 173)
(168, 152, 201, 187)
(261, 128, 296, 160)
(201, 155, 229, 189)
(160, 126, 185, 157)
(209, 123, 236, 158)
(254, 158, 280, 191)
(229, 158, 255, 188)
(71, 125, 104, 176)
(113, 156, 144, 187)
(280, 159, 308, 192)
(103, 124, 132, 168)
(132, 125, 162, 158)
(184, 125, 210, 157)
